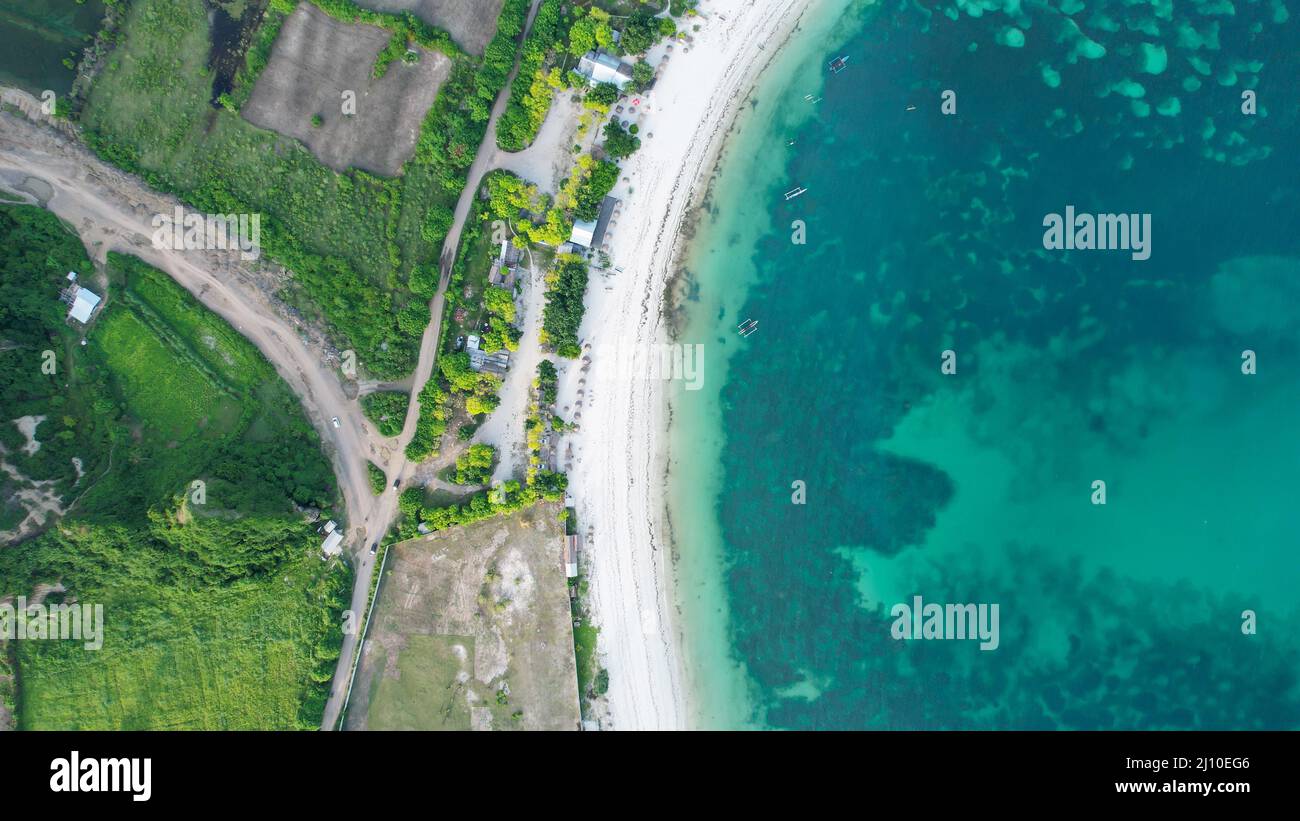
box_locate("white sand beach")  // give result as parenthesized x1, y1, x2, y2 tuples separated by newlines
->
(557, 0, 816, 730)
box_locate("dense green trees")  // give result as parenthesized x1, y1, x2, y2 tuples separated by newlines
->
(404, 377, 449, 461)
(485, 170, 573, 247)
(567, 8, 615, 57)
(0, 209, 347, 729)
(478, 0, 530, 103)
(602, 118, 641, 159)
(537, 360, 559, 406)
(572, 159, 619, 221)
(391, 474, 566, 542)
(620, 11, 674, 55)
(454, 444, 496, 485)
(367, 462, 387, 494)
(0, 207, 109, 502)
(1, 211, 335, 522)
(0, 512, 351, 729)
(482, 285, 516, 323)
(480, 286, 520, 353)
(586, 82, 620, 108)
(361, 391, 409, 437)
(421, 204, 454, 245)
(496, 0, 564, 151)
(631, 60, 655, 92)
(439, 351, 483, 393)
(541, 254, 589, 358)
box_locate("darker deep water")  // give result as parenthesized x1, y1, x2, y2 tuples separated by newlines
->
(695, 0, 1300, 729)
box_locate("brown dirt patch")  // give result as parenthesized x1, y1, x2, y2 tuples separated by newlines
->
(358, 0, 507, 55)
(241, 3, 452, 176)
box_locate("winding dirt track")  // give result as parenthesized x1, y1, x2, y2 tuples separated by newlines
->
(0, 91, 408, 720)
(0, 105, 381, 534)
(0, 0, 542, 730)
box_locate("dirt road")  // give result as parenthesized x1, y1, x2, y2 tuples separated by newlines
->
(0, 0, 545, 731)
(0, 106, 393, 533)
(318, 0, 548, 729)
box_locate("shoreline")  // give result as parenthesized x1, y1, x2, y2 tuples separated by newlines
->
(558, 0, 821, 730)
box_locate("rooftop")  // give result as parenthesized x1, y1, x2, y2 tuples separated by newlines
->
(569, 218, 597, 248)
(66, 285, 101, 324)
(321, 530, 345, 557)
(577, 50, 634, 89)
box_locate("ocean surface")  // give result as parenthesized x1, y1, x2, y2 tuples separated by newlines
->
(669, 0, 1300, 729)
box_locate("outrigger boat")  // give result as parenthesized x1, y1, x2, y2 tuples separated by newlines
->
(829, 55, 849, 74)
(736, 319, 759, 337)
(784, 186, 807, 201)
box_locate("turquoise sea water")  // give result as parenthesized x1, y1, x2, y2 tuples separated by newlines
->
(670, 0, 1300, 729)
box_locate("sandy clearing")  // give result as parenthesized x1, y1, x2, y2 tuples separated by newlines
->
(490, 94, 588, 196)
(13, 416, 45, 456)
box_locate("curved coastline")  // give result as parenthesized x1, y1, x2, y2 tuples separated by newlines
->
(562, 0, 851, 730)
(657, 0, 867, 729)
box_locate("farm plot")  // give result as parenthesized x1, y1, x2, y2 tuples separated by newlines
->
(345, 501, 580, 730)
(358, 0, 506, 55)
(242, 2, 452, 176)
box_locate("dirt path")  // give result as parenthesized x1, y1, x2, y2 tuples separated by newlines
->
(0, 109, 391, 545)
(320, 0, 548, 729)
(1, 0, 548, 730)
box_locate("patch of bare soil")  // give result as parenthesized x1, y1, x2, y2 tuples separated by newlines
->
(358, 0, 506, 55)
(345, 501, 580, 730)
(241, 3, 452, 176)
(0, 456, 64, 546)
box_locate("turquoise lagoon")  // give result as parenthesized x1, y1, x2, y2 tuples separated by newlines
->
(668, 0, 1300, 729)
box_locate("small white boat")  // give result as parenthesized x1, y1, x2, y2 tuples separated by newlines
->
(829, 55, 849, 74)
(784, 186, 807, 201)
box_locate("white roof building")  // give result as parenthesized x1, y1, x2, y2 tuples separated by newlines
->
(62, 273, 101, 324)
(577, 51, 634, 90)
(568, 196, 620, 250)
(321, 530, 344, 558)
(568, 219, 597, 248)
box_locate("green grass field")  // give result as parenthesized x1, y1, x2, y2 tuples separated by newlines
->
(122, 262, 270, 389)
(94, 308, 242, 441)
(78, 0, 522, 379)
(15, 558, 346, 730)
(1, 207, 348, 729)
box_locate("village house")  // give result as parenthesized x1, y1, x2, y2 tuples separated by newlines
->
(465, 334, 510, 376)
(319, 519, 344, 559)
(488, 239, 522, 289)
(576, 50, 634, 90)
(60, 272, 101, 325)
(567, 195, 620, 251)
